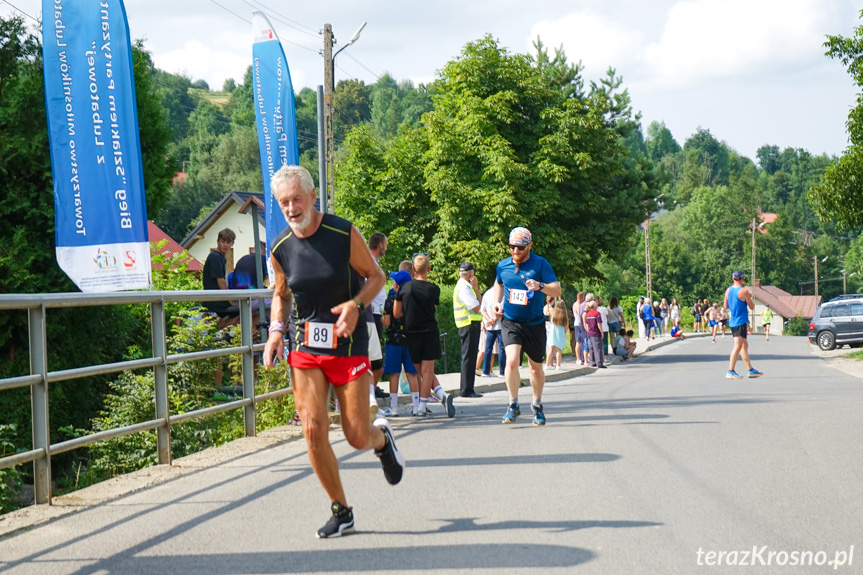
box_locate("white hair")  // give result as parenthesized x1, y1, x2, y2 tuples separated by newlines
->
(270, 165, 314, 198)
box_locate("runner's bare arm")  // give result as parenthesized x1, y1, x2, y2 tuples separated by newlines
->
(532, 280, 561, 298)
(331, 226, 386, 338)
(739, 286, 755, 310)
(492, 280, 504, 316)
(264, 256, 292, 368)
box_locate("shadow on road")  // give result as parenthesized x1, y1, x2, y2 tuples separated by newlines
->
(82, 543, 596, 573)
(379, 517, 663, 536)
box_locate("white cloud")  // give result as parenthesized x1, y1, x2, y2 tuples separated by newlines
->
(642, 0, 836, 87)
(529, 10, 644, 74)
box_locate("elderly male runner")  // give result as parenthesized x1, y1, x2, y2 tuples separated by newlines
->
(724, 270, 764, 380)
(263, 165, 404, 538)
(493, 227, 561, 425)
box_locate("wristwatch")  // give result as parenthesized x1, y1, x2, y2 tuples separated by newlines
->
(353, 298, 365, 313)
(539, 282, 545, 291)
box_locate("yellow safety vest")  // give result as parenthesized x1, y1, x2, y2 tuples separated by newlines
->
(453, 279, 483, 328)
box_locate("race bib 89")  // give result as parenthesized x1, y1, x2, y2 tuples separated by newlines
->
(304, 321, 337, 349)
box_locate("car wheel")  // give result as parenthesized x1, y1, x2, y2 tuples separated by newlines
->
(817, 331, 836, 351)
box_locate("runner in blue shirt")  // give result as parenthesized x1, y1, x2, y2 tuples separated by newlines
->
(723, 270, 763, 379)
(492, 227, 561, 426)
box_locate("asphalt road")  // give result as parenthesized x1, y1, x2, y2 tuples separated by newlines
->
(2, 335, 862, 574)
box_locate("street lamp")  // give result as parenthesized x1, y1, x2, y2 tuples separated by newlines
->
(815, 255, 828, 297)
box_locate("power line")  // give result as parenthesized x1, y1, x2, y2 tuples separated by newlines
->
(239, 0, 319, 39)
(1, 0, 37, 22)
(207, 0, 251, 24)
(343, 51, 382, 81)
(245, 0, 319, 35)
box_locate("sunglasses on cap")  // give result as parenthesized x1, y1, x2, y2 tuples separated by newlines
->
(411, 252, 429, 259)
(508, 244, 527, 252)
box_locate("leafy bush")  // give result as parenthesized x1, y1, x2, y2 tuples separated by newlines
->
(71, 310, 295, 488)
(784, 314, 810, 336)
(0, 424, 22, 513)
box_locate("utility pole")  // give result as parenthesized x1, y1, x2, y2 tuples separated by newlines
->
(322, 24, 334, 214)
(751, 217, 756, 283)
(815, 256, 819, 297)
(645, 219, 652, 302)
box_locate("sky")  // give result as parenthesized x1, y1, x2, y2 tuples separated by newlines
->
(3, 0, 860, 162)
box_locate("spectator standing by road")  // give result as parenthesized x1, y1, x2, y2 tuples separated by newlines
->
(367, 233, 388, 398)
(641, 298, 656, 340)
(636, 296, 646, 339)
(597, 297, 610, 355)
(571, 292, 585, 364)
(724, 271, 763, 379)
(670, 298, 681, 329)
(546, 299, 568, 369)
(660, 298, 670, 335)
(381, 271, 420, 416)
(584, 301, 605, 368)
(394, 254, 456, 417)
(607, 297, 624, 353)
(480, 286, 506, 377)
(202, 228, 237, 321)
(453, 261, 483, 399)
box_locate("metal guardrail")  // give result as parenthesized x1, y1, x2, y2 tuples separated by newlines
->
(0, 289, 289, 505)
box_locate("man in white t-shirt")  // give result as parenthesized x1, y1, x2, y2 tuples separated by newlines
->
(597, 297, 610, 354)
(480, 286, 505, 377)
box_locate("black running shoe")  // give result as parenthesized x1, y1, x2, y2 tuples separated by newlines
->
(316, 501, 355, 538)
(373, 418, 405, 485)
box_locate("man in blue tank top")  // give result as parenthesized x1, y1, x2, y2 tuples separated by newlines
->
(723, 270, 763, 379)
(263, 165, 404, 538)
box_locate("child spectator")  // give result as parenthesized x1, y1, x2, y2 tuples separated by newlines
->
(584, 301, 605, 368)
(613, 328, 637, 359)
(670, 324, 687, 340)
(547, 299, 569, 369)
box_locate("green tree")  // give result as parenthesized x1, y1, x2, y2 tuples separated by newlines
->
(810, 11, 863, 230)
(338, 36, 659, 285)
(333, 78, 370, 138)
(646, 121, 682, 163)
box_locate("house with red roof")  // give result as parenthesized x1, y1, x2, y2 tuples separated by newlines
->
(148, 221, 202, 273)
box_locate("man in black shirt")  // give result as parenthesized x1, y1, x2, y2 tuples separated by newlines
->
(262, 165, 403, 539)
(202, 228, 236, 318)
(381, 270, 419, 416)
(394, 253, 456, 418)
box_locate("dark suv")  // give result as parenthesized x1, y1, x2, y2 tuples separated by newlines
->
(809, 296, 863, 350)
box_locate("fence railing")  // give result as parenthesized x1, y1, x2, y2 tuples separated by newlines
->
(0, 289, 284, 505)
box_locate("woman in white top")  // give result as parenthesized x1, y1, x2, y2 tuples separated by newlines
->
(660, 298, 670, 335)
(670, 298, 681, 328)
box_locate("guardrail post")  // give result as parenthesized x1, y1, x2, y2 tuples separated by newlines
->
(29, 304, 51, 504)
(151, 300, 172, 465)
(240, 298, 256, 437)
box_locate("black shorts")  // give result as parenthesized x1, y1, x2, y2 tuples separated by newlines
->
(730, 324, 748, 338)
(501, 318, 546, 364)
(406, 332, 441, 364)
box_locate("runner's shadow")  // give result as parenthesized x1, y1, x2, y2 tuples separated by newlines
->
(377, 517, 663, 536)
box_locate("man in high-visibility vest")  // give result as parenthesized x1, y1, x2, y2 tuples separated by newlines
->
(454, 262, 484, 398)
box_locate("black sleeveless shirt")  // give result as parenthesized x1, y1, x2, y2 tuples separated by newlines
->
(271, 214, 369, 357)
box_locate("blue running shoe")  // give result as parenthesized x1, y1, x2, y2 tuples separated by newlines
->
(748, 368, 763, 378)
(726, 370, 743, 379)
(531, 403, 546, 426)
(502, 403, 520, 424)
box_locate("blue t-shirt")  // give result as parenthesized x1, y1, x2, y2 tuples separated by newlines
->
(727, 286, 749, 327)
(496, 253, 557, 325)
